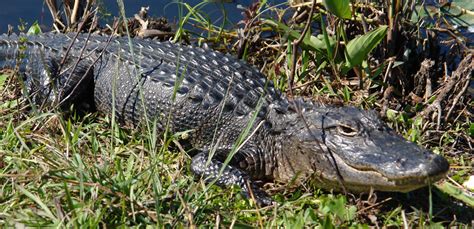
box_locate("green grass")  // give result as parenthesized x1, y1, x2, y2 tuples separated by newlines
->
(0, 99, 359, 227)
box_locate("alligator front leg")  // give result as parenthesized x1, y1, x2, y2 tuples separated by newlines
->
(190, 152, 274, 206)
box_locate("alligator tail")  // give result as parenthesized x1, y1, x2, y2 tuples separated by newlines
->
(0, 33, 95, 110)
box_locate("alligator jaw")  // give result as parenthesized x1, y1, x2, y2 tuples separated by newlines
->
(320, 150, 449, 193)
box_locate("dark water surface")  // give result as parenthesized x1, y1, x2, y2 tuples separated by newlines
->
(0, 0, 283, 33)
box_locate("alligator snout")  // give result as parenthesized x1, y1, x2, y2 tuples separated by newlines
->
(420, 151, 450, 178)
(388, 149, 449, 179)
(357, 137, 450, 183)
(377, 150, 449, 190)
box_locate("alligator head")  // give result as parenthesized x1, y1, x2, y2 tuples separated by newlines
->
(271, 102, 449, 193)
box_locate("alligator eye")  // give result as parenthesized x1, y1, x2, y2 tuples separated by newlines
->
(337, 124, 358, 136)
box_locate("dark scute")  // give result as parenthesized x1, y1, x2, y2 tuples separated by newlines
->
(163, 81, 174, 87)
(243, 90, 261, 108)
(223, 101, 235, 113)
(235, 103, 251, 116)
(177, 86, 189, 94)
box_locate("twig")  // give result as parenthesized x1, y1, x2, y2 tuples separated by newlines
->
(245, 180, 264, 229)
(288, 0, 316, 97)
(401, 210, 408, 229)
(431, 28, 469, 51)
(56, 11, 114, 109)
(356, 197, 392, 214)
(71, 0, 80, 25)
(445, 55, 473, 120)
(381, 57, 395, 93)
(45, 0, 65, 31)
(176, 191, 196, 228)
(417, 54, 473, 126)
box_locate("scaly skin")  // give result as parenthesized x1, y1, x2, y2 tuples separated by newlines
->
(0, 33, 449, 205)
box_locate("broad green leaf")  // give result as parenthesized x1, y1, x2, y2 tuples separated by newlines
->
(436, 181, 474, 208)
(319, 195, 356, 222)
(27, 22, 42, 35)
(323, 0, 352, 19)
(344, 25, 388, 69)
(453, 0, 474, 9)
(443, 0, 474, 27)
(308, 34, 336, 52)
(320, 17, 334, 60)
(386, 109, 397, 121)
(264, 19, 335, 53)
(412, 1, 474, 27)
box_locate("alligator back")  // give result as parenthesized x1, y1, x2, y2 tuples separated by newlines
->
(0, 33, 282, 150)
(92, 36, 283, 149)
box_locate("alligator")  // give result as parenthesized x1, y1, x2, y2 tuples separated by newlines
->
(0, 33, 449, 205)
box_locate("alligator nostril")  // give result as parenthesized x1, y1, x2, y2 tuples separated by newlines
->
(395, 158, 408, 168)
(425, 154, 449, 176)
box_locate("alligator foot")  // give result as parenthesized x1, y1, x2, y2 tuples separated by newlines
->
(190, 152, 274, 206)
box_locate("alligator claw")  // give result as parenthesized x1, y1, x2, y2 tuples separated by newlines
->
(191, 152, 274, 205)
(244, 186, 276, 207)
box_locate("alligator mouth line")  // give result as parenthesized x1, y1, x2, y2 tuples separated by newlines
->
(328, 153, 447, 192)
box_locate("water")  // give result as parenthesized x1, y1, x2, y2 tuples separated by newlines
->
(0, 0, 281, 33)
